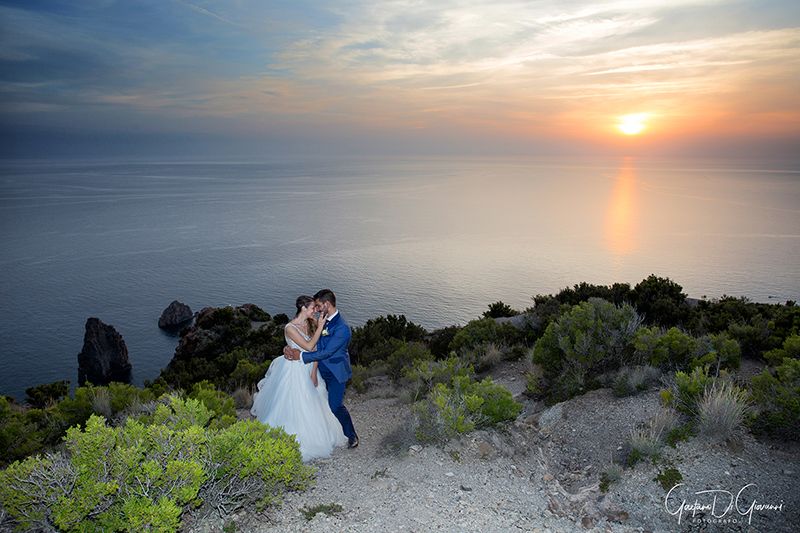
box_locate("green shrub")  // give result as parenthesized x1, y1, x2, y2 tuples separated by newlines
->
(427, 326, 462, 358)
(0, 397, 50, 466)
(231, 358, 271, 388)
(694, 332, 741, 371)
(633, 326, 696, 370)
(201, 420, 313, 514)
(404, 356, 474, 401)
(386, 341, 434, 381)
(188, 381, 236, 429)
(654, 467, 683, 491)
(631, 274, 688, 327)
(450, 318, 522, 354)
(25, 380, 70, 408)
(528, 294, 570, 334)
(0, 397, 314, 532)
(749, 358, 800, 440)
(633, 327, 740, 372)
(664, 423, 693, 447)
(763, 334, 800, 366)
(349, 364, 369, 394)
(532, 298, 642, 402)
(350, 315, 427, 366)
(483, 301, 519, 318)
(412, 376, 521, 443)
(550, 282, 632, 306)
(667, 365, 716, 416)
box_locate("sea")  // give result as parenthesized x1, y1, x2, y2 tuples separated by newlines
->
(1, 155, 798, 400)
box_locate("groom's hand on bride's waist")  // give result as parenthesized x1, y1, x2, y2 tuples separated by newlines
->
(283, 346, 301, 360)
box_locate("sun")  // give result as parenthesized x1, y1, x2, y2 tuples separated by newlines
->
(617, 113, 649, 135)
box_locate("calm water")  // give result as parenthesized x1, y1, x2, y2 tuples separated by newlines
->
(1, 155, 798, 399)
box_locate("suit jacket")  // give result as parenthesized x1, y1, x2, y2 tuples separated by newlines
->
(301, 312, 353, 383)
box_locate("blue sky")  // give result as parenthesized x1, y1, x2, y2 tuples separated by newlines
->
(1, 0, 799, 158)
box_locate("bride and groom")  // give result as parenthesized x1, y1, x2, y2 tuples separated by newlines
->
(250, 289, 359, 461)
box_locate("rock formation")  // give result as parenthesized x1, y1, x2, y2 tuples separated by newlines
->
(77, 317, 132, 386)
(158, 300, 194, 329)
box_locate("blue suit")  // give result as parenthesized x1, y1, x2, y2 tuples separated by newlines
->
(301, 312, 356, 439)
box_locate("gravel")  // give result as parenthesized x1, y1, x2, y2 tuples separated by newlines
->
(190, 360, 798, 533)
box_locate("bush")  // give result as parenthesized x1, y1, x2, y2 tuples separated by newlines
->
(348, 364, 370, 394)
(427, 326, 462, 359)
(696, 380, 751, 441)
(0, 397, 314, 532)
(450, 318, 522, 355)
(231, 358, 271, 388)
(632, 327, 741, 372)
(483, 301, 519, 318)
(349, 315, 428, 366)
(654, 467, 683, 491)
(200, 420, 313, 515)
(187, 381, 236, 429)
(412, 376, 521, 443)
(25, 380, 70, 408)
(633, 326, 696, 370)
(631, 274, 688, 327)
(763, 334, 800, 366)
(550, 282, 632, 307)
(0, 397, 50, 467)
(749, 358, 800, 440)
(664, 365, 716, 416)
(532, 298, 642, 402)
(528, 294, 570, 333)
(727, 316, 773, 360)
(1, 383, 157, 467)
(403, 356, 474, 401)
(385, 341, 434, 382)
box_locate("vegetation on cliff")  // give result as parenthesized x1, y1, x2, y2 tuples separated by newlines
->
(1, 274, 798, 531)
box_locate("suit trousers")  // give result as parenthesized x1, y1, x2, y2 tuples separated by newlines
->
(318, 363, 356, 440)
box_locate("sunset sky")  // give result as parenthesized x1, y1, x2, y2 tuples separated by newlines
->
(1, 0, 798, 157)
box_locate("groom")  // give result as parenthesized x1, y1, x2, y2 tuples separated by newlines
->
(283, 289, 359, 448)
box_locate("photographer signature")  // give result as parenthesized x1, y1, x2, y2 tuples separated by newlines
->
(664, 483, 784, 525)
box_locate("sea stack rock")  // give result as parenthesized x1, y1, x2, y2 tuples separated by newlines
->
(77, 317, 132, 386)
(158, 300, 193, 329)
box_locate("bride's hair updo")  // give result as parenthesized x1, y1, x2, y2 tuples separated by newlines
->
(295, 295, 314, 317)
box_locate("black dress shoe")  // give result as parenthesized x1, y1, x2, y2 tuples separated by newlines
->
(347, 436, 359, 449)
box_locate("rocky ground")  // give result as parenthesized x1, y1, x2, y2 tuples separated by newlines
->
(190, 359, 798, 533)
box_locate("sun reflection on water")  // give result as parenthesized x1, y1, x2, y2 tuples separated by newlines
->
(605, 158, 639, 256)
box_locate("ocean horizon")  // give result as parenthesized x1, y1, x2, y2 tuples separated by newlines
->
(1, 154, 798, 400)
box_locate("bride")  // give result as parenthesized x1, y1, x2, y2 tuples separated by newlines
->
(250, 295, 348, 461)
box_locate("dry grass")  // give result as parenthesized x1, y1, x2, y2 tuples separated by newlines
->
(90, 388, 112, 418)
(697, 380, 750, 440)
(629, 408, 678, 457)
(232, 386, 253, 410)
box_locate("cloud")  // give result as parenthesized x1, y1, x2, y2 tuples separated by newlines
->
(1, 0, 798, 154)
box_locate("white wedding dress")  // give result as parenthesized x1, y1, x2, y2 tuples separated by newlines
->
(250, 324, 347, 461)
